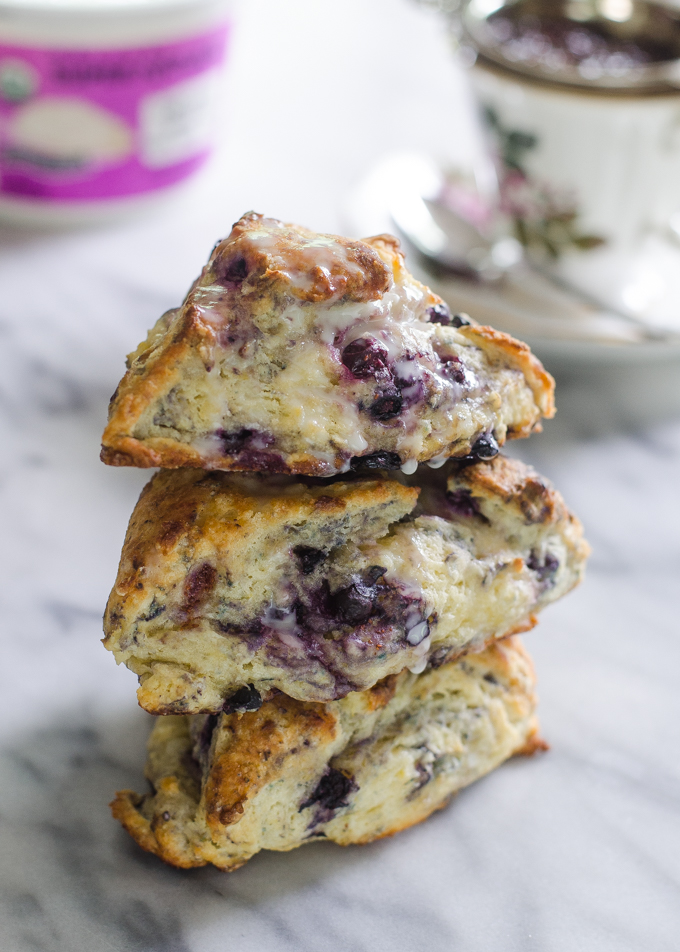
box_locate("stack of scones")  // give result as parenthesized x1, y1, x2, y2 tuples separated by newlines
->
(102, 213, 588, 871)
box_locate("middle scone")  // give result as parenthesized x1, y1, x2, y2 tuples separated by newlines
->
(105, 454, 588, 713)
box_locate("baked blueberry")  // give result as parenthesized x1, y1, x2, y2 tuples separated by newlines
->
(222, 684, 262, 714)
(469, 432, 499, 461)
(301, 767, 357, 813)
(527, 551, 560, 582)
(369, 386, 403, 421)
(331, 579, 377, 625)
(293, 546, 328, 575)
(341, 337, 391, 380)
(426, 303, 453, 325)
(350, 451, 402, 471)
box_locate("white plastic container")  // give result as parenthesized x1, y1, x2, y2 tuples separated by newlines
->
(0, 0, 234, 224)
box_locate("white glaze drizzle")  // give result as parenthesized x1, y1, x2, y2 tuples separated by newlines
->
(406, 620, 429, 645)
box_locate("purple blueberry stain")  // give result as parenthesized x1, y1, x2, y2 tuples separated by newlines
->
(216, 254, 249, 287)
(218, 427, 255, 453)
(365, 565, 387, 584)
(410, 749, 435, 796)
(446, 488, 483, 519)
(236, 449, 288, 473)
(215, 568, 431, 699)
(217, 428, 287, 472)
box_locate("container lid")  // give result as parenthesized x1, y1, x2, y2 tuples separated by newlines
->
(0, 0, 230, 47)
(0, 0, 211, 9)
(462, 0, 680, 92)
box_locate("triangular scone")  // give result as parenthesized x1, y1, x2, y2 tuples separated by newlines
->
(103, 456, 588, 712)
(101, 212, 554, 475)
(111, 637, 542, 871)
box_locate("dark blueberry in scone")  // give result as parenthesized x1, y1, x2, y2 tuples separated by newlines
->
(341, 337, 391, 380)
(426, 303, 453, 325)
(370, 386, 403, 421)
(293, 546, 328, 575)
(440, 355, 468, 385)
(222, 684, 262, 714)
(451, 312, 472, 327)
(350, 451, 402, 471)
(469, 432, 499, 461)
(103, 455, 588, 712)
(426, 304, 471, 328)
(527, 551, 560, 583)
(101, 213, 555, 475)
(301, 767, 357, 814)
(331, 576, 379, 625)
(110, 637, 544, 871)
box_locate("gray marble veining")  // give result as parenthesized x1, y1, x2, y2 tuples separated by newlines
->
(1, 1, 680, 949)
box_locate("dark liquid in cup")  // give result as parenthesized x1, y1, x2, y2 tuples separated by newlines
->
(485, 0, 680, 80)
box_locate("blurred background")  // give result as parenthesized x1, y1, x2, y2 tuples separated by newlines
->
(1, 2, 679, 950)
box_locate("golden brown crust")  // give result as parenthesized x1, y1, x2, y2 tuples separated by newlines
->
(210, 212, 392, 304)
(514, 731, 550, 757)
(111, 788, 208, 870)
(455, 454, 562, 524)
(204, 696, 339, 837)
(449, 457, 590, 574)
(464, 325, 556, 426)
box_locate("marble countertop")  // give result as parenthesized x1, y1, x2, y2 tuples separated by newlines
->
(1, 1, 679, 949)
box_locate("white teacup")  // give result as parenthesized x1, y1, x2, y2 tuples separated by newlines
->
(460, 0, 680, 330)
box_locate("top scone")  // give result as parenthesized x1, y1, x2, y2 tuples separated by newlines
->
(101, 212, 554, 476)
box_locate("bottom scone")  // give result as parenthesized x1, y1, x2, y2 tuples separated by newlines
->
(112, 637, 543, 871)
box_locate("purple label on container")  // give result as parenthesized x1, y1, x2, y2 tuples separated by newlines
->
(0, 24, 230, 202)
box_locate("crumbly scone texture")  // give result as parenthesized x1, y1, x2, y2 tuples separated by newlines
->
(103, 455, 588, 712)
(111, 637, 543, 871)
(101, 212, 554, 476)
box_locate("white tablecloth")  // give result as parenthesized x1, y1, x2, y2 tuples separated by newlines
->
(1, 2, 679, 949)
